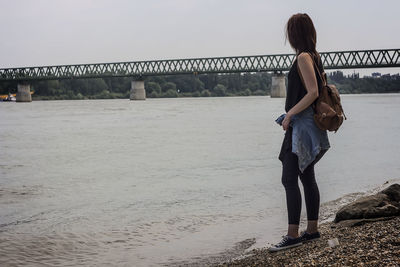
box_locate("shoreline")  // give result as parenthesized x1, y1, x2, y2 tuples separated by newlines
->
(219, 216, 399, 266)
(165, 180, 400, 266)
(217, 181, 400, 266)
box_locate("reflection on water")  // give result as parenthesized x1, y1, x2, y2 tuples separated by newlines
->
(0, 95, 399, 266)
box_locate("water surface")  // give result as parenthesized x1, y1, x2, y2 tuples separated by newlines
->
(1, 95, 399, 266)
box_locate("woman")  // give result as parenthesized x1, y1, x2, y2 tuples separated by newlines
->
(268, 13, 330, 252)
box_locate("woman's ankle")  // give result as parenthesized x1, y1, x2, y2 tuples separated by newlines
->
(306, 220, 318, 234)
(287, 224, 299, 238)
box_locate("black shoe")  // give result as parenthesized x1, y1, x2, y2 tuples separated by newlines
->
(268, 235, 303, 252)
(299, 231, 320, 242)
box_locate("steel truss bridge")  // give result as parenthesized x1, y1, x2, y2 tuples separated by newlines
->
(0, 49, 399, 81)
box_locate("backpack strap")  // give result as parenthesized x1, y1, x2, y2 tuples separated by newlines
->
(309, 53, 327, 87)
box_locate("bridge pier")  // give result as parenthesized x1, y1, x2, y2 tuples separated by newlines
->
(16, 83, 32, 102)
(270, 73, 286, 98)
(130, 80, 146, 100)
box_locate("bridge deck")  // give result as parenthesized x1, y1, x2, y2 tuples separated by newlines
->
(0, 49, 399, 81)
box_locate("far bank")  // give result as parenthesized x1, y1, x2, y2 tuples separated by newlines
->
(1, 70, 400, 101)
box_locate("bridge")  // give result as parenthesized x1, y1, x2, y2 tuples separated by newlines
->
(1, 48, 399, 101)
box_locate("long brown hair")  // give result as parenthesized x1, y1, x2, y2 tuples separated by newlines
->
(286, 13, 317, 55)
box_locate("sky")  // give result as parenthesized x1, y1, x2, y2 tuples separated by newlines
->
(0, 0, 399, 75)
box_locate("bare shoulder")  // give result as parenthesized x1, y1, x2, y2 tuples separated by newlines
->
(297, 52, 313, 65)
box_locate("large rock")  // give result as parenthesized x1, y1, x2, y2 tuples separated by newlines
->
(334, 183, 400, 223)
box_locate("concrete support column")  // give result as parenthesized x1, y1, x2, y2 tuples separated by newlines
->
(16, 84, 32, 102)
(130, 80, 146, 100)
(270, 73, 286, 98)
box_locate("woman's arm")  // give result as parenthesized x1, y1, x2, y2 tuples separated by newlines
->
(282, 52, 319, 131)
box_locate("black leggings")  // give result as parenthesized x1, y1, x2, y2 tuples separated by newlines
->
(281, 151, 320, 225)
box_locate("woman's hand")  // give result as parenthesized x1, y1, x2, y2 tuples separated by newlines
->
(282, 114, 291, 131)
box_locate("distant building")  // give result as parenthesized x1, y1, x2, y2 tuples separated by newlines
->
(382, 73, 400, 81)
(348, 72, 359, 79)
(371, 72, 381, 78)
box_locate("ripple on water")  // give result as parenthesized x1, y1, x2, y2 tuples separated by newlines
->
(0, 231, 101, 266)
(0, 185, 42, 205)
(0, 164, 25, 170)
(0, 228, 155, 266)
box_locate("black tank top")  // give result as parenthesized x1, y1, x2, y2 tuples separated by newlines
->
(279, 52, 324, 162)
(285, 52, 324, 112)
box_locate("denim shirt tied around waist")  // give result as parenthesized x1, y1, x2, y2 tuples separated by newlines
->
(279, 106, 330, 172)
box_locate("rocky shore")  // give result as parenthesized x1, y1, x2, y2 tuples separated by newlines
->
(217, 183, 400, 266)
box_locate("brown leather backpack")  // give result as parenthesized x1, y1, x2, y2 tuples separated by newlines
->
(298, 54, 347, 132)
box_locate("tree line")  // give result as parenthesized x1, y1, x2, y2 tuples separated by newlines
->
(0, 71, 399, 100)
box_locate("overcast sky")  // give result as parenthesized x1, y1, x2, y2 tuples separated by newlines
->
(0, 0, 399, 74)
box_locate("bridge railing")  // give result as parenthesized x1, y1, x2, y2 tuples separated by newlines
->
(0, 49, 399, 81)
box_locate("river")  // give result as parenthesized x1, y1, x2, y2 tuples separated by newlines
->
(1, 94, 399, 266)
